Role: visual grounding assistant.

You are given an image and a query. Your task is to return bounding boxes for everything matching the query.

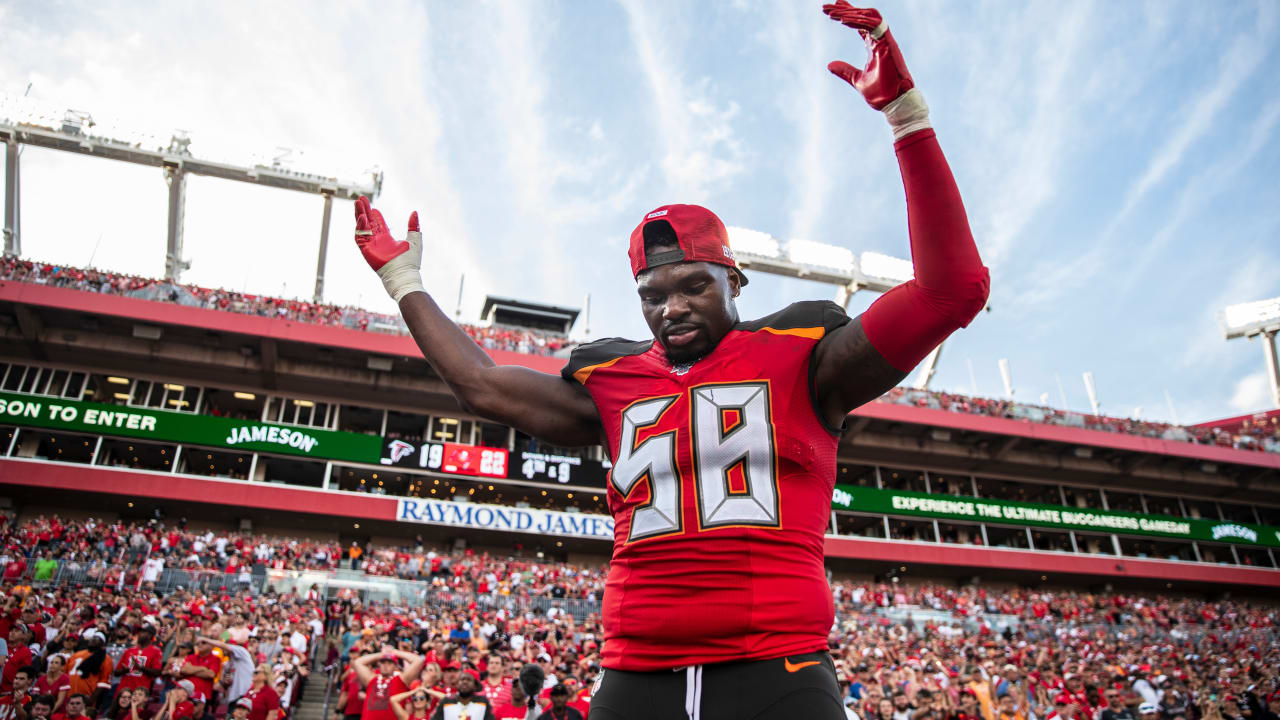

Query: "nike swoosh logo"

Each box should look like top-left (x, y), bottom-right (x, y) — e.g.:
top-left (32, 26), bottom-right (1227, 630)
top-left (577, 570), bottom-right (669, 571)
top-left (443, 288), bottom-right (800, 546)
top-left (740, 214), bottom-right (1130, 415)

top-left (784, 658), bottom-right (822, 673)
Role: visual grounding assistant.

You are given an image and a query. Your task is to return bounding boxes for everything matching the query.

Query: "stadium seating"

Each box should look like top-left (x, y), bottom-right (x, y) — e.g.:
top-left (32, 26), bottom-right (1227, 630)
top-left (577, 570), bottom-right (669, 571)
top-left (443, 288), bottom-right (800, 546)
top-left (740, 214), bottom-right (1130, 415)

top-left (0, 258), bottom-right (573, 357)
top-left (0, 514), bottom-right (1275, 720)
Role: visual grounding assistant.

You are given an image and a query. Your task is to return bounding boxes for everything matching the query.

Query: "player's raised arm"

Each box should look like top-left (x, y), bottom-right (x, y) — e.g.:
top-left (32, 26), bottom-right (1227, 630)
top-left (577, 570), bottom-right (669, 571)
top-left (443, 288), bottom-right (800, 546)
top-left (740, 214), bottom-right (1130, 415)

top-left (353, 197), bottom-right (601, 446)
top-left (811, 2), bottom-right (990, 428)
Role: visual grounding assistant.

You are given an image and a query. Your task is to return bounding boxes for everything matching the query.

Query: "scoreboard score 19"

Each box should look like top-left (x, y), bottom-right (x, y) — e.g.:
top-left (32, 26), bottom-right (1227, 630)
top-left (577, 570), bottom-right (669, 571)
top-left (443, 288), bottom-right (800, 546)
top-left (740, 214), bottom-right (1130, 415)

top-left (380, 438), bottom-right (508, 479)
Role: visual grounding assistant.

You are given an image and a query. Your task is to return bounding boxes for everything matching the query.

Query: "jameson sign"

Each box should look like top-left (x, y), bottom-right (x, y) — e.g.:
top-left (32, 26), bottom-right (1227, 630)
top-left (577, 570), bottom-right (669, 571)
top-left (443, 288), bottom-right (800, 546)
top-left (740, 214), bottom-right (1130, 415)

top-left (831, 484), bottom-right (1280, 548)
top-left (395, 498), bottom-right (614, 540)
top-left (0, 391), bottom-right (381, 463)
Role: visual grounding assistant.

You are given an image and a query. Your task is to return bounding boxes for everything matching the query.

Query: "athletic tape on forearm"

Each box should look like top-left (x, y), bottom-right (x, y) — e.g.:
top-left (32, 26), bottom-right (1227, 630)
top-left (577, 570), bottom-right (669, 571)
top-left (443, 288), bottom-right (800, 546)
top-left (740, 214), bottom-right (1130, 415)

top-left (883, 88), bottom-right (931, 141)
top-left (377, 230), bottom-right (425, 304)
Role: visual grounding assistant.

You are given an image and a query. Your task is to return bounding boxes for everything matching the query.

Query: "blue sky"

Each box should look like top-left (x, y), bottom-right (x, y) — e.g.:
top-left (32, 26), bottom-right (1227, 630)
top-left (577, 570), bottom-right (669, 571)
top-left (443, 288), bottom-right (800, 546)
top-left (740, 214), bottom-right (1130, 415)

top-left (1, 0), bottom-right (1278, 424)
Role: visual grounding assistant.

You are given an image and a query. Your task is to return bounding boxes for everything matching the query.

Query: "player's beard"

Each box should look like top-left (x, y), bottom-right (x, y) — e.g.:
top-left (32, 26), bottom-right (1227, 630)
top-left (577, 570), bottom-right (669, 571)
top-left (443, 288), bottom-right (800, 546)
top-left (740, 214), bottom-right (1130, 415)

top-left (663, 341), bottom-right (708, 366)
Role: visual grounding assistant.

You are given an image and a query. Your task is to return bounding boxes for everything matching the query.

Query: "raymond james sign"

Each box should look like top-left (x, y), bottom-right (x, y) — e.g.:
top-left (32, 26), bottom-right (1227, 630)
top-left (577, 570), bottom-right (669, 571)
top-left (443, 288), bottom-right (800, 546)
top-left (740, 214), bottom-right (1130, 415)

top-left (0, 391), bottom-right (381, 463)
top-left (395, 498), bottom-right (614, 540)
top-left (831, 484), bottom-right (1280, 548)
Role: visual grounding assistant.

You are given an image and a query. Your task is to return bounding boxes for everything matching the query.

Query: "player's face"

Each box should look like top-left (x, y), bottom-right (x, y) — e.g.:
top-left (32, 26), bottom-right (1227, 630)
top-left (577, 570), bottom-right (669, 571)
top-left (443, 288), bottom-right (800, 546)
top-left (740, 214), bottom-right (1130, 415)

top-left (637, 255), bottom-right (740, 364)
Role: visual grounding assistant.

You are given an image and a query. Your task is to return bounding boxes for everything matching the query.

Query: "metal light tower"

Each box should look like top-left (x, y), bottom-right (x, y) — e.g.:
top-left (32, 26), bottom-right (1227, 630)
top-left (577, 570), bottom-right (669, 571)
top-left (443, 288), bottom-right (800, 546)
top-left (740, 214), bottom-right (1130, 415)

top-left (0, 94), bottom-right (381, 301)
top-left (1221, 296), bottom-right (1280, 408)
top-left (727, 227), bottom-right (947, 388)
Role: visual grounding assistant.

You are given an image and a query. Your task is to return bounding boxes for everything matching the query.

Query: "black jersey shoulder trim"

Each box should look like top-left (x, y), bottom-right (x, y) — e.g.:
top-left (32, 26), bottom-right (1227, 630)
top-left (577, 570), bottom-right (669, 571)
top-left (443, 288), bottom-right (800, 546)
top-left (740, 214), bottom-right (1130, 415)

top-left (736, 300), bottom-right (851, 336)
top-left (561, 337), bottom-right (654, 384)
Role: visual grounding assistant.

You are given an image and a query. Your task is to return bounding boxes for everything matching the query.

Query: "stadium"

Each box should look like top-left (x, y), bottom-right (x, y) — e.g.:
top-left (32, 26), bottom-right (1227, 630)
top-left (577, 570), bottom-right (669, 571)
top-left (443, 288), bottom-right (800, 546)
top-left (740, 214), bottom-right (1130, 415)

top-left (2, 4), bottom-right (1279, 720)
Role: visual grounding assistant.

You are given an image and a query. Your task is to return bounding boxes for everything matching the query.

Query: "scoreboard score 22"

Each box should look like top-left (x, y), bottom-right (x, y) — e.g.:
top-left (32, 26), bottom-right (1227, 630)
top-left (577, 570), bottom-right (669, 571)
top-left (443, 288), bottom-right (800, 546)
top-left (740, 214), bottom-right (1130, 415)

top-left (380, 438), bottom-right (508, 478)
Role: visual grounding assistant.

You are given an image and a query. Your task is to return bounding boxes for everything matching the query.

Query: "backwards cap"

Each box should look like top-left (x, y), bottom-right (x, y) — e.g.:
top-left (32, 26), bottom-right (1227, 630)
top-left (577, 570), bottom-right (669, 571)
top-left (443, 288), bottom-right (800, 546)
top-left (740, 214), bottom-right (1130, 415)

top-left (628, 205), bottom-right (747, 285)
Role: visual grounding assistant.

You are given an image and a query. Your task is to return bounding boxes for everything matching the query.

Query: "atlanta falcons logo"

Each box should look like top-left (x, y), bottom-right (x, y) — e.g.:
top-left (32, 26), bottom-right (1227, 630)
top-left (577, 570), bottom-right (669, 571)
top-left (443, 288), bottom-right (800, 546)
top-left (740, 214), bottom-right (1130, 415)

top-left (385, 439), bottom-right (415, 464)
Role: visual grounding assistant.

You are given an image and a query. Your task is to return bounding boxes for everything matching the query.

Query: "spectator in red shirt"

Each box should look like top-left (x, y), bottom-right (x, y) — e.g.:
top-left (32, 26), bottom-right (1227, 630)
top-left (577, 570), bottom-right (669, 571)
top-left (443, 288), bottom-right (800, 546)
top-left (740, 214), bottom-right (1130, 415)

top-left (35, 655), bottom-right (70, 713)
top-left (115, 626), bottom-right (162, 697)
top-left (478, 654), bottom-right (510, 709)
top-left (491, 678), bottom-right (529, 720)
top-left (335, 660), bottom-right (367, 720)
top-left (0, 665), bottom-right (33, 720)
top-left (353, 648), bottom-right (423, 720)
top-left (1, 622), bottom-right (32, 692)
top-left (179, 640), bottom-right (220, 705)
top-left (157, 683), bottom-right (195, 720)
top-left (242, 665), bottom-right (281, 720)
top-left (2, 558), bottom-right (26, 584)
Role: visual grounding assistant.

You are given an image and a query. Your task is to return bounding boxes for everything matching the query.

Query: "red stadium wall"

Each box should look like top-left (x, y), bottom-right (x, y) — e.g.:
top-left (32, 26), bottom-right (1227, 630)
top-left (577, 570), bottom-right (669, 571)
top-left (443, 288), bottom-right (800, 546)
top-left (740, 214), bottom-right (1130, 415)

top-left (853, 401), bottom-right (1280, 468)
top-left (0, 281), bottom-right (565, 374)
top-left (0, 458), bottom-right (395, 519)
top-left (3, 459), bottom-right (1277, 589)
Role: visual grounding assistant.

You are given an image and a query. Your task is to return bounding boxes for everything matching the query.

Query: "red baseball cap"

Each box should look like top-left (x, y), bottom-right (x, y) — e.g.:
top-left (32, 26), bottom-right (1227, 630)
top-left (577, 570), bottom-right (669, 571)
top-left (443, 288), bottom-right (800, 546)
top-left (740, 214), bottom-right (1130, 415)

top-left (628, 204), bottom-right (748, 285)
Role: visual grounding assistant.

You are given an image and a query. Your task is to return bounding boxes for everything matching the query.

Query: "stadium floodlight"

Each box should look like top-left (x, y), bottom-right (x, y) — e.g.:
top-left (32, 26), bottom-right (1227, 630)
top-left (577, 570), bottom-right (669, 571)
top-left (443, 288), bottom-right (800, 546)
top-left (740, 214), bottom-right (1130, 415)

top-left (730, 229), bottom-right (912, 294)
top-left (786, 238), bottom-right (856, 273)
top-left (0, 92), bottom-right (380, 301)
top-left (726, 226), bottom-right (780, 259)
top-left (859, 251), bottom-right (914, 285)
top-left (724, 225), bottom-right (960, 388)
top-left (1221, 296), bottom-right (1280, 408)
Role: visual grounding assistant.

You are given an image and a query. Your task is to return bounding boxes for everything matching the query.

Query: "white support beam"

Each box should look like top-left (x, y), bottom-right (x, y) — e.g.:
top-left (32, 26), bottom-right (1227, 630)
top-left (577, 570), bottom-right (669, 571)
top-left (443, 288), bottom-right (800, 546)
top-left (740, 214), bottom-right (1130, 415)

top-left (3, 135), bottom-right (18, 256)
top-left (911, 342), bottom-right (944, 390)
top-left (0, 122), bottom-right (379, 199)
top-left (314, 191), bottom-right (335, 302)
top-left (1263, 330), bottom-right (1280, 409)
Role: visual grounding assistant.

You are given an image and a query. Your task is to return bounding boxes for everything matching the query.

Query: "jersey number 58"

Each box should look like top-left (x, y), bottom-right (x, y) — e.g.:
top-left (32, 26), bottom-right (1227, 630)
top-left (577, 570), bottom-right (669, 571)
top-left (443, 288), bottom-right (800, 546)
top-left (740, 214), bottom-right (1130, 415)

top-left (612, 382), bottom-right (779, 542)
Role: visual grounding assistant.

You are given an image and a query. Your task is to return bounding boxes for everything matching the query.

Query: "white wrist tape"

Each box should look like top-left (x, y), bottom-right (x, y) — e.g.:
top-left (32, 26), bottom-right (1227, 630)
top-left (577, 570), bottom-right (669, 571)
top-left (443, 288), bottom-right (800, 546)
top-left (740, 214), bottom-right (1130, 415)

top-left (882, 88), bottom-right (931, 141)
top-left (377, 230), bottom-right (425, 304)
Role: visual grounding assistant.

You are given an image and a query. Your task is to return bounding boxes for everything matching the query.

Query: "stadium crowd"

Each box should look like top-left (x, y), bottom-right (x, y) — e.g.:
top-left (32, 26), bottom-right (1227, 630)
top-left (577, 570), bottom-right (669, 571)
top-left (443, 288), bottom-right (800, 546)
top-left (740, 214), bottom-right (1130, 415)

top-left (0, 514), bottom-right (1275, 720)
top-left (0, 258), bottom-right (572, 358)
top-left (3, 257), bottom-right (1275, 458)
top-left (880, 389), bottom-right (1280, 455)
top-left (0, 516), bottom-right (605, 598)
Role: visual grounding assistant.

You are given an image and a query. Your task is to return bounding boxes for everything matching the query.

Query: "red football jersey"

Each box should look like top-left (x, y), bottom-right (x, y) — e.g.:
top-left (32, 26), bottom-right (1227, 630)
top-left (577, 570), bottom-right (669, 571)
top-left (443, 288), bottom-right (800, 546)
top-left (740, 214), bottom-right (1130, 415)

top-left (562, 301), bottom-right (849, 670)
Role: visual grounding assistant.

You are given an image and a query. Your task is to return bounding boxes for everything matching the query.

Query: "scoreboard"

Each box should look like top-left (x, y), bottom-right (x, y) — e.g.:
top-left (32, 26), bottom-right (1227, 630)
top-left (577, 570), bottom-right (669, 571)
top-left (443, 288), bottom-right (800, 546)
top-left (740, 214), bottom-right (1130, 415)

top-left (380, 439), bottom-right (609, 488)
top-left (380, 439), bottom-right (508, 478)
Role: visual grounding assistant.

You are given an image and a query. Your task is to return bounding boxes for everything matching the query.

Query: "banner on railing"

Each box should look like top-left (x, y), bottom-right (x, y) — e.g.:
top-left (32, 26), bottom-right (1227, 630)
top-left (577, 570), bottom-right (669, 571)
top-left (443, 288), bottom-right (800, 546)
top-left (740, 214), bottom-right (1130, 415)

top-left (831, 484), bottom-right (1280, 548)
top-left (0, 391), bottom-right (381, 462)
top-left (394, 498), bottom-right (614, 540)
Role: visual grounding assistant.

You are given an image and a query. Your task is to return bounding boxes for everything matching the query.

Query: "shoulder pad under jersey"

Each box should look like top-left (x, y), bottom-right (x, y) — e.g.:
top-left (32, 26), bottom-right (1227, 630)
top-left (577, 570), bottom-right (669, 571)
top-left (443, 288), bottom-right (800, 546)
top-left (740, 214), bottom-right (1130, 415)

top-left (561, 337), bottom-right (654, 384)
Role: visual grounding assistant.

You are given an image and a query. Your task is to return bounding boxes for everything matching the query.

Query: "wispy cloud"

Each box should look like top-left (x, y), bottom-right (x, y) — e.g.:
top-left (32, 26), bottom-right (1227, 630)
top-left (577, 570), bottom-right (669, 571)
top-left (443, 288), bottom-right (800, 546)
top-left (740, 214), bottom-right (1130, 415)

top-left (1100, 1), bottom-right (1276, 236)
top-left (0, 1), bottom-right (487, 315)
top-left (617, 0), bottom-right (745, 201)
top-left (756, 3), bottom-right (836, 242)
top-left (937, 1), bottom-right (1098, 272)
top-left (1229, 371), bottom-right (1272, 413)
top-left (1121, 98), bottom-right (1280, 290)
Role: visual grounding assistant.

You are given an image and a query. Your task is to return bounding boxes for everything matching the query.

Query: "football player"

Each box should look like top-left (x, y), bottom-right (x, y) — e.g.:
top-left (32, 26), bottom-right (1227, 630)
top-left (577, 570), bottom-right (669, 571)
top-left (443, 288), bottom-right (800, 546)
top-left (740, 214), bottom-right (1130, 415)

top-left (354, 4), bottom-right (987, 718)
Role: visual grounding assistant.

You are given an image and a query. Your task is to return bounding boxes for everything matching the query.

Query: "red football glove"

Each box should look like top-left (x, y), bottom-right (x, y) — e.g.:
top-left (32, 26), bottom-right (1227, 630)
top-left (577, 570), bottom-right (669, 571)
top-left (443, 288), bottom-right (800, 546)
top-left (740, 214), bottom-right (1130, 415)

top-left (822, 2), bottom-right (914, 110)
top-left (354, 196), bottom-right (424, 303)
